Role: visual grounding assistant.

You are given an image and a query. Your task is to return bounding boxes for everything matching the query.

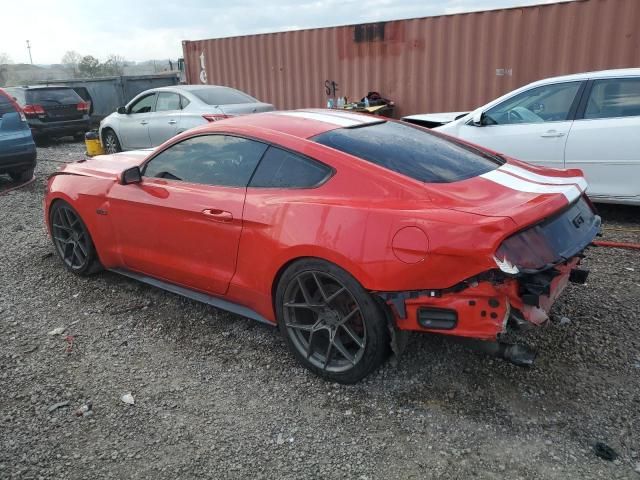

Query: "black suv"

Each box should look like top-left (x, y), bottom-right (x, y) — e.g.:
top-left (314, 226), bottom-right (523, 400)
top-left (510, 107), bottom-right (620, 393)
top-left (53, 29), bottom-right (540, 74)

top-left (4, 86), bottom-right (91, 140)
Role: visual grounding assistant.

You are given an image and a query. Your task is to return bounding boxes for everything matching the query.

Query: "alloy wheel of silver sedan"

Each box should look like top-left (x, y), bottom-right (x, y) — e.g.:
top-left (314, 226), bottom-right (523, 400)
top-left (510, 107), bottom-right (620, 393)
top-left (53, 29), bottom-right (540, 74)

top-left (103, 130), bottom-right (121, 154)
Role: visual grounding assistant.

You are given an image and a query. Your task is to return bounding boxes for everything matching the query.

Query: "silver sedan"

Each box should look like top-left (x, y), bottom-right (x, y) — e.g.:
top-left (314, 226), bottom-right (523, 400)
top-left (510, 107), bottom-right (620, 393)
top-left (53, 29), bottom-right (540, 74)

top-left (99, 85), bottom-right (274, 153)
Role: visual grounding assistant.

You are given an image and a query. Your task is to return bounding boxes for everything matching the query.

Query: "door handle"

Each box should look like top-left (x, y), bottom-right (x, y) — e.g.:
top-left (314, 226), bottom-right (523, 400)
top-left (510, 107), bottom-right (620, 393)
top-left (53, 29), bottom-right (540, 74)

top-left (140, 120), bottom-right (149, 125)
top-left (202, 209), bottom-right (233, 222)
top-left (540, 130), bottom-right (565, 138)
top-left (168, 120), bottom-right (177, 125)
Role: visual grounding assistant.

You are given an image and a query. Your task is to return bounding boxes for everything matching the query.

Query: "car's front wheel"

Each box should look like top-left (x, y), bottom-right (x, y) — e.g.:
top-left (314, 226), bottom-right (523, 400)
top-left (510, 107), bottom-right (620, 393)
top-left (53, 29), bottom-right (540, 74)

top-left (276, 259), bottom-right (389, 383)
top-left (49, 200), bottom-right (102, 275)
top-left (103, 129), bottom-right (121, 154)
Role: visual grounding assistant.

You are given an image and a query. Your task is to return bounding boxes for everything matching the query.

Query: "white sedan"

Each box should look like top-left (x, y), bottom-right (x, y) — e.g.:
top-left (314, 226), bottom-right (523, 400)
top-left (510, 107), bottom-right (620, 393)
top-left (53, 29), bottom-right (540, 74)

top-left (431, 68), bottom-right (640, 206)
top-left (99, 85), bottom-right (274, 153)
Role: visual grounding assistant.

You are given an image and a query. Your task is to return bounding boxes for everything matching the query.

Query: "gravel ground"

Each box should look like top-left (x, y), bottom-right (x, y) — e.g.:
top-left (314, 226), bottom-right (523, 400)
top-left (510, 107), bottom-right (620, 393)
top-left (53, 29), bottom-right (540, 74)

top-left (1, 140), bottom-right (639, 479)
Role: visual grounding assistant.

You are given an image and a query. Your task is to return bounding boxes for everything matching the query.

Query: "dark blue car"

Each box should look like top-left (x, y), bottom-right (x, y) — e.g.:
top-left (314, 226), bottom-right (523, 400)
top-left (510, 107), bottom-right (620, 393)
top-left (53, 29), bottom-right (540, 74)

top-left (0, 88), bottom-right (37, 182)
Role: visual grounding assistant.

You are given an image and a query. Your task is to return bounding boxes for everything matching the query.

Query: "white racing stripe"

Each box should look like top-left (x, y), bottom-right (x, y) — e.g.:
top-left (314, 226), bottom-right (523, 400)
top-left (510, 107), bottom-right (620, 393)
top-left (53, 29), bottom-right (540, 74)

top-left (308, 109), bottom-right (372, 124)
top-left (274, 110), bottom-right (381, 127)
top-left (501, 163), bottom-right (588, 191)
top-left (481, 169), bottom-right (581, 203)
top-left (273, 111), bottom-right (362, 127)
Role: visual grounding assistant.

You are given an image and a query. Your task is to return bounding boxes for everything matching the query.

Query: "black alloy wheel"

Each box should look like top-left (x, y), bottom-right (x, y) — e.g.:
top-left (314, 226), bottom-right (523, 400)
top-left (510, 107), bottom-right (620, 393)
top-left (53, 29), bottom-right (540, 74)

top-left (277, 259), bottom-right (389, 383)
top-left (50, 201), bottom-right (101, 275)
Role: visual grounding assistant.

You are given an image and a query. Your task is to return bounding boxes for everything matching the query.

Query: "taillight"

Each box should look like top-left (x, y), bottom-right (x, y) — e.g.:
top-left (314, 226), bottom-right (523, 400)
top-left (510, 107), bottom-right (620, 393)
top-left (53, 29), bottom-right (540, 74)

top-left (495, 227), bottom-right (558, 273)
top-left (202, 113), bottom-right (232, 122)
top-left (23, 104), bottom-right (45, 117)
top-left (77, 101), bottom-right (89, 112)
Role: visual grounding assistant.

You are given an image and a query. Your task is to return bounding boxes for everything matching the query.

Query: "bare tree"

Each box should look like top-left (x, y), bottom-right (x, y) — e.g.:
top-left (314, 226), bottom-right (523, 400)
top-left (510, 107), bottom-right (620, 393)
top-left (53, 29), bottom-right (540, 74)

top-left (102, 54), bottom-right (127, 76)
top-left (61, 50), bottom-right (82, 76)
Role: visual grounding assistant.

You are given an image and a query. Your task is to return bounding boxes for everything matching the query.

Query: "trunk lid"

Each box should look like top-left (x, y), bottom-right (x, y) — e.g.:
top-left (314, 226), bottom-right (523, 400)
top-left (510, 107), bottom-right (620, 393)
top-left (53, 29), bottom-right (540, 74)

top-left (218, 102), bottom-right (275, 115)
top-left (430, 160), bottom-right (590, 227)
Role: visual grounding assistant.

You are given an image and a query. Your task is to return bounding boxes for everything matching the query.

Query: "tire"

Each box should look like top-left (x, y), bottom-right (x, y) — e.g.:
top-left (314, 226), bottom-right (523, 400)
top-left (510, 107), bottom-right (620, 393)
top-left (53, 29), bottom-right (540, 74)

top-left (49, 200), bottom-right (102, 276)
top-left (276, 258), bottom-right (389, 383)
top-left (9, 167), bottom-right (34, 183)
top-left (103, 129), bottom-right (121, 154)
top-left (34, 136), bottom-right (50, 147)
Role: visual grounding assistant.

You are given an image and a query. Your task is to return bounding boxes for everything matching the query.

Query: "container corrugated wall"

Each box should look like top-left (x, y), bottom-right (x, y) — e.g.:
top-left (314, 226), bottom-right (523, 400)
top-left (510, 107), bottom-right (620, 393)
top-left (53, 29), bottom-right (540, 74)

top-left (182, 0), bottom-right (640, 118)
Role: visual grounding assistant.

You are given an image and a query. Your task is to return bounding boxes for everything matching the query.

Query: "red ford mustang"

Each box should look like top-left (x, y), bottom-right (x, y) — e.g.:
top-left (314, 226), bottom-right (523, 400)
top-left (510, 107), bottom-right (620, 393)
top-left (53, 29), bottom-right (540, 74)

top-left (45, 110), bottom-right (600, 383)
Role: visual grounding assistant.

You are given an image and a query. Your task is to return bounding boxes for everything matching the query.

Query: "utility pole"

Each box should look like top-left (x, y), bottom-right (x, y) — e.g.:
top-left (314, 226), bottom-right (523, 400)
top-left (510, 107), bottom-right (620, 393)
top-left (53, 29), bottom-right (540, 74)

top-left (26, 40), bottom-right (33, 64)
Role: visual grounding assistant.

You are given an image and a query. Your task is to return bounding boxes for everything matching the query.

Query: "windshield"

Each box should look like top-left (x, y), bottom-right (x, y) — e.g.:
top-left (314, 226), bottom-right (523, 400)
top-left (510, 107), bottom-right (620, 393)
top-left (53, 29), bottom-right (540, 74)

top-left (313, 121), bottom-right (503, 183)
top-left (26, 88), bottom-right (82, 105)
top-left (191, 87), bottom-right (257, 105)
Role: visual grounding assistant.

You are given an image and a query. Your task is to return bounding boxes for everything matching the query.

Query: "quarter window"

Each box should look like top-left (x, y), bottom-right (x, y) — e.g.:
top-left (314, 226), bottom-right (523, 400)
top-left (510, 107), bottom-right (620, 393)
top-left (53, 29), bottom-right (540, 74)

top-left (249, 147), bottom-right (332, 188)
top-left (584, 78), bottom-right (640, 119)
top-left (483, 82), bottom-right (581, 125)
top-left (142, 135), bottom-right (268, 187)
top-left (129, 94), bottom-right (156, 114)
top-left (155, 92), bottom-right (181, 112)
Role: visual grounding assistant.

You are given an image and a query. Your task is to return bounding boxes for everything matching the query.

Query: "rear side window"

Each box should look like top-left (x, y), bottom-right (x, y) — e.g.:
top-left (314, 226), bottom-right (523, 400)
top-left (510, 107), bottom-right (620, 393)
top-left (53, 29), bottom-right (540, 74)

top-left (313, 121), bottom-right (502, 183)
top-left (26, 88), bottom-right (81, 105)
top-left (250, 147), bottom-right (332, 188)
top-left (155, 92), bottom-right (181, 112)
top-left (584, 78), bottom-right (640, 119)
top-left (191, 87), bottom-right (257, 105)
top-left (0, 93), bottom-right (18, 118)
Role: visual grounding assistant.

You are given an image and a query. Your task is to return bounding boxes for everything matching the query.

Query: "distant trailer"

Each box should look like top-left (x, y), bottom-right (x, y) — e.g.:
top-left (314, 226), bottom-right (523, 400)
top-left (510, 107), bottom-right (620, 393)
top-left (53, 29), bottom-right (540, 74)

top-left (36, 74), bottom-right (179, 123)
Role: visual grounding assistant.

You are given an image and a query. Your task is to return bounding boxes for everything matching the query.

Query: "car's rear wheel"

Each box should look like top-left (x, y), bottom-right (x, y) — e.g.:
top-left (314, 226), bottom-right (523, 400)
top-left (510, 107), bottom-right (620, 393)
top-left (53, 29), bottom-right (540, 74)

top-left (9, 167), bottom-right (34, 183)
top-left (276, 259), bottom-right (389, 383)
top-left (103, 129), bottom-right (121, 154)
top-left (50, 201), bottom-right (102, 275)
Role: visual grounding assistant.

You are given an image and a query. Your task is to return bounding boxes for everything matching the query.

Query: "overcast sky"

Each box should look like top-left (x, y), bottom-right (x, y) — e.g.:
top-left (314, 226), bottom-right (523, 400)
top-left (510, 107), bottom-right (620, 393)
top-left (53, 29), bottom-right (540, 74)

top-left (1, 0), bottom-right (568, 64)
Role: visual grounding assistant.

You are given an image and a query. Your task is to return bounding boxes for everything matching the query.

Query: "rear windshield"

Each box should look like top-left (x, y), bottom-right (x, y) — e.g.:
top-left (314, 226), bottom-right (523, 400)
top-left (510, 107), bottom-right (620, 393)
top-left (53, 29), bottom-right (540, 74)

top-left (26, 88), bottom-right (82, 105)
top-left (191, 87), bottom-right (257, 105)
top-left (313, 121), bottom-right (503, 183)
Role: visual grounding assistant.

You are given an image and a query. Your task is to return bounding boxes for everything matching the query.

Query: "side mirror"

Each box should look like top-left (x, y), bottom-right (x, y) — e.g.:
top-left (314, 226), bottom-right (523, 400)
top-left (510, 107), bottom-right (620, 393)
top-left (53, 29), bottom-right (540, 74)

top-left (117, 106), bottom-right (127, 115)
top-left (121, 166), bottom-right (142, 185)
top-left (472, 111), bottom-right (484, 126)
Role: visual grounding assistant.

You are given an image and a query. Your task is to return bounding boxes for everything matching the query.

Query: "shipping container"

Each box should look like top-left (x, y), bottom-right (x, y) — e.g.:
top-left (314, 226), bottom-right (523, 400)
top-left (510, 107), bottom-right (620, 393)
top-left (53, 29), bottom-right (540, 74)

top-left (182, 0), bottom-right (640, 118)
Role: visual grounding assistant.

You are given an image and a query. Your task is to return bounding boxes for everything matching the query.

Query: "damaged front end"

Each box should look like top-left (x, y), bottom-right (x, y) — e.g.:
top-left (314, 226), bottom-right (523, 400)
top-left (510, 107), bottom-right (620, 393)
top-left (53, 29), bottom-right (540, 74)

top-left (378, 195), bottom-right (601, 365)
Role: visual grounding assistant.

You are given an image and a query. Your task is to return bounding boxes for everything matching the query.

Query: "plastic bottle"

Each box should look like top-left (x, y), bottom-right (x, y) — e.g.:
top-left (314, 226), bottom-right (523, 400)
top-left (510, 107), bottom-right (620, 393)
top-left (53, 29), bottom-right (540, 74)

top-left (364, 96), bottom-right (370, 108)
